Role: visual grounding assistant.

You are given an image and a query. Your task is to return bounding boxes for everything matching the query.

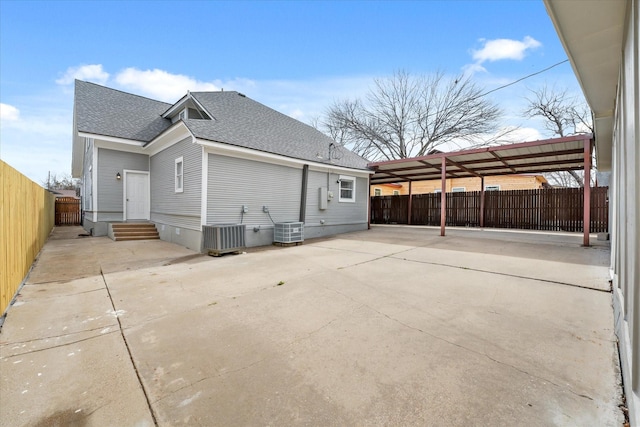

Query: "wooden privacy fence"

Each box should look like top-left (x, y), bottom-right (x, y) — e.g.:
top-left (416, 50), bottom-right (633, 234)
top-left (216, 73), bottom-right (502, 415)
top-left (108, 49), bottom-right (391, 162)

top-left (1, 161), bottom-right (55, 315)
top-left (55, 197), bottom-right (81, 225)
top-left (371, 187), bottom-right (609, 233)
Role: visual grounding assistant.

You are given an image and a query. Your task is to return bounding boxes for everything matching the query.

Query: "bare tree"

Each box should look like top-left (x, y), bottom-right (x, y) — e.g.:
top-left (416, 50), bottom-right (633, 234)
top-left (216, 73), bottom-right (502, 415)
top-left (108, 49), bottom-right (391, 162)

top-left (42, 172), bottom-right (80, 194)
top-left (318, 70), bottom-right (502, 161)
top-left (523, 85), bottom-right (594, 187)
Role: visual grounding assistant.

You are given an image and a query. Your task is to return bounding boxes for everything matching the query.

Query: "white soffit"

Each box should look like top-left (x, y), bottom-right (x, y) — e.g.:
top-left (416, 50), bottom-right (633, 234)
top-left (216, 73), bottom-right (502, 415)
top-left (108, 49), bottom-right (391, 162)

top-left (543, 0), bottom-right (627, 170)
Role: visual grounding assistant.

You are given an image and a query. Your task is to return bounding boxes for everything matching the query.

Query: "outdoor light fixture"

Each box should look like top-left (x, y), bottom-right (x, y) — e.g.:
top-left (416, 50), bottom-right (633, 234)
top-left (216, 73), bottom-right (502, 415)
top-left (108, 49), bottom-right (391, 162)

top-left (116, 172), bottom-right (121, 180)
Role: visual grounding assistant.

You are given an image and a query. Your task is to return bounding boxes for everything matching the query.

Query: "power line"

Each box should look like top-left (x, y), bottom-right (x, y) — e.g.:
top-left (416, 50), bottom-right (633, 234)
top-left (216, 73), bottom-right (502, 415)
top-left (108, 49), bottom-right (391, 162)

top-left (474, 59), bottom-right (570, 100)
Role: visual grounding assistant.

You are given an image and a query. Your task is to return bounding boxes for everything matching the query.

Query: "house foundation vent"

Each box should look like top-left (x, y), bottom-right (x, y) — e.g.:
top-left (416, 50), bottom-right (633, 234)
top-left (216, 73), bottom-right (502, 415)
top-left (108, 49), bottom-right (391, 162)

top-left (274, 222), bottom-right (304, 244)
top-left (203, 224), bottom-right (246, 256)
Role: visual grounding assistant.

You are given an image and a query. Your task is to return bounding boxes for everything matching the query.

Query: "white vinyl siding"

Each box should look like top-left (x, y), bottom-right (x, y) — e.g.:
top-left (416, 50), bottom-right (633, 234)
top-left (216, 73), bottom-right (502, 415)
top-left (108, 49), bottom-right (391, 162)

top-left (206, 154), bottom-right (301, 226)
top-left (82, 138), bottom-right (94, 211)
top-left (96, 148), bottom-right (149, 222)
top-left (150, 138), bottom-right (202, 231)
top-left (305, 170), bottom-right (368, 225)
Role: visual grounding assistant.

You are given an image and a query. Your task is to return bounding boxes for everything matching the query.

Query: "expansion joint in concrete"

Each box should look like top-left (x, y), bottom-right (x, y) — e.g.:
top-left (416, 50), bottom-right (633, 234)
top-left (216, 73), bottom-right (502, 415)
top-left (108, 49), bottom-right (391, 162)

top-left (100, 268), bottom-right (159, 427)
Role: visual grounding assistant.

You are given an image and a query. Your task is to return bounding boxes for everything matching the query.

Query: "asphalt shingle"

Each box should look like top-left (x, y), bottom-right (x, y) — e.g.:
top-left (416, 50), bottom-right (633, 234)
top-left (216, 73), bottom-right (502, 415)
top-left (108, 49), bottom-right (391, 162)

top-left (74, 81), bottom-right (369, 170)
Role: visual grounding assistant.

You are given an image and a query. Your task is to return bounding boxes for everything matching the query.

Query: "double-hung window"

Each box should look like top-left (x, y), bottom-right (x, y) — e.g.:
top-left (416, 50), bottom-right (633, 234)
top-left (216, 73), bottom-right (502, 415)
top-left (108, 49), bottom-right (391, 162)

top-left (339, 175), bottom-right (356, 202)
top-left (175, 157), bottom-right (184, 193)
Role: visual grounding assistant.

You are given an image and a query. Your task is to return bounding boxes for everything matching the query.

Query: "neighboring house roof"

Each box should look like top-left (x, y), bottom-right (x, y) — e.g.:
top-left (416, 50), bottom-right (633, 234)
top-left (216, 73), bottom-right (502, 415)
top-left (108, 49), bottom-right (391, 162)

top-left (49, 189), bottom-right (79, 198)
top-left (74, 80), bottom-right (369, 171)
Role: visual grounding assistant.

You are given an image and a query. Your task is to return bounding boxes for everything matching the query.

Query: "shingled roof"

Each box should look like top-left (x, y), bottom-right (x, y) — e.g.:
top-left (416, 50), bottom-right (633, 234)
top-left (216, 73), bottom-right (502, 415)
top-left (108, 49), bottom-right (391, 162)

top-left (75, 80), bottom-right (172, 142)
top-left (74, 80), bottom-right (369, 170)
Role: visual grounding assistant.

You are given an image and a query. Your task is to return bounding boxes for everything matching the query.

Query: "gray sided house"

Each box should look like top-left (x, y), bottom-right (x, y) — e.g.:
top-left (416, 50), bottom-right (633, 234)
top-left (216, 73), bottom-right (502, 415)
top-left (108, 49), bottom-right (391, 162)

top-left (71, 80), bottom-right (372, 251)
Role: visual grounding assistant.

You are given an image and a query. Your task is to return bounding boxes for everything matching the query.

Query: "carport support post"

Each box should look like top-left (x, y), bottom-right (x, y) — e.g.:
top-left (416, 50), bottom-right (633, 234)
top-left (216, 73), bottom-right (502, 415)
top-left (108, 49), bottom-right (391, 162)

top-left (583, 138), bottom-right (591, 246)
top-left (440, 157), bottom-right (446, 236)
top-left (480, 176), bottom-right (485, 228)
top-left (407, 181), bottom-right (413, 225)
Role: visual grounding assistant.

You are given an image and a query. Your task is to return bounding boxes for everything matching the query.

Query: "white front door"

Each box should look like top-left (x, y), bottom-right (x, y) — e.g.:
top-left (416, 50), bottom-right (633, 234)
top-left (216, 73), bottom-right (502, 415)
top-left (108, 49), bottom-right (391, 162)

top-left (125, 172), bottom-right (149, 220)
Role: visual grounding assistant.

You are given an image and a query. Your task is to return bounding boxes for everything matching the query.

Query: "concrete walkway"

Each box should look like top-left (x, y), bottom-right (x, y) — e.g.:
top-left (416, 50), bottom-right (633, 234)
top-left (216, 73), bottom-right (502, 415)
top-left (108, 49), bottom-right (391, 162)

top-left (0, 225), bottom-right (623, 426)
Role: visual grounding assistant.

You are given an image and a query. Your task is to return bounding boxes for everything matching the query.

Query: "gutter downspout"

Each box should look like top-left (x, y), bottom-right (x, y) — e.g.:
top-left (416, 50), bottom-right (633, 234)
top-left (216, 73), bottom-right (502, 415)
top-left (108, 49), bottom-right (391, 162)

top-left (299, 164), bottom-right (309, 223)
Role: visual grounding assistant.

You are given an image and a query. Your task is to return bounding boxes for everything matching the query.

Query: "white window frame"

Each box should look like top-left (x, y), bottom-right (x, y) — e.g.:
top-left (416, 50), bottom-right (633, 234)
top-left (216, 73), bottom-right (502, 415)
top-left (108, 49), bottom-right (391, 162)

top-left (175, 156), bottom-right (184, 193)
top-left (452, 187), bottom-right (466, 193)
top-left (374, 188), bottom-right (382, 196)
top-left (338, 175), bottom-right (356, 203)
top-left (485, 185), bottom-right (500, 191)
top-left (393, 190), bottom-right (400, 195)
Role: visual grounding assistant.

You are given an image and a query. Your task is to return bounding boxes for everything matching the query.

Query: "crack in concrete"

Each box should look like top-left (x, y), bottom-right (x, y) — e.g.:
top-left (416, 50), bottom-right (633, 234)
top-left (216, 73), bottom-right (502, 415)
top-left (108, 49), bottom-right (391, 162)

top-left (100, 268), bottom-right (159, 427)
top-left (393, 256), bottom-right (611, 293)
top-left (150, 312), bottom-right (345, 406)
top-left (318, 242), bottom-right (609, 294)
top-left (0, 329), bottom-right (120, 359)
top-left (324, 284), bottom-right (596, 403)
top-left (1, 324), bottom-right (119, 347)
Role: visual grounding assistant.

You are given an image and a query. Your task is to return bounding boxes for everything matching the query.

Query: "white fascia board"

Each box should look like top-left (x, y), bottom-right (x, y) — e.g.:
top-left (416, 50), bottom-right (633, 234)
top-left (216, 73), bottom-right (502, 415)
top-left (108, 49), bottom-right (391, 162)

top-left (309, 164), bottom-right (372, 178)
top-left (79, 132), bottom-right (145, 148)
top-left (143, 122), bottom-right (193, 156)
top-left (197, 138), bottom-right (372, 178)
top-left (93, 138), bottom-right (146, 154)
top-left (161, 93), bottom-right (189, 118)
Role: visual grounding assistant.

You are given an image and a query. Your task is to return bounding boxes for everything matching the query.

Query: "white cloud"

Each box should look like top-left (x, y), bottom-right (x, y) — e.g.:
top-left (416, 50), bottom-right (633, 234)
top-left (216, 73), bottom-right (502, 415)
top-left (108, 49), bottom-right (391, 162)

top-left (472, 36), bottom-right (541, 64)
top-left (0, 103), bottom-right (20, 121)
top-left (114, 68), bottom-right (221, 102)
top-left (56, 64), bottom-right (110, 85)
top-left (461, 63), bottom-right (487, 78)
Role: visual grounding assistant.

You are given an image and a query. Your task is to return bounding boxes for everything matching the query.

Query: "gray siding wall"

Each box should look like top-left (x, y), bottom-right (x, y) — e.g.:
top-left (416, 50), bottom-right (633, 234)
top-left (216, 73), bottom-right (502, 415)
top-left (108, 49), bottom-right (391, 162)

top-left (82, 138), bottom-right (93, 212)
top-left (207, 154), bottom-right (302, 227)
top-left (150, 137), bottom-right (202, 231)
top-left (97, 148), bottom-right (149, 222)
top-left (206, 153), bottom-right (368, 247)
top-left (305, 170), bottom-right (368, 227)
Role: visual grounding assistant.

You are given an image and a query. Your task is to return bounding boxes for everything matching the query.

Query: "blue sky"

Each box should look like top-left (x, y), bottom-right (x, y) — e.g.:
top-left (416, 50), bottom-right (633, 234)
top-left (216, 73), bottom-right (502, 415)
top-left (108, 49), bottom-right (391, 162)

top-left (0, 0), bottom-right (583, 184)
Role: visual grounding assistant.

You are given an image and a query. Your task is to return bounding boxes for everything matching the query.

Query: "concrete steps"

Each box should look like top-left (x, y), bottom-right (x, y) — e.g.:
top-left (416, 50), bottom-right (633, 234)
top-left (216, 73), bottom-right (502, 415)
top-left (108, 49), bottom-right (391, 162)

top-left (110, 223), bottom-right (159, 241)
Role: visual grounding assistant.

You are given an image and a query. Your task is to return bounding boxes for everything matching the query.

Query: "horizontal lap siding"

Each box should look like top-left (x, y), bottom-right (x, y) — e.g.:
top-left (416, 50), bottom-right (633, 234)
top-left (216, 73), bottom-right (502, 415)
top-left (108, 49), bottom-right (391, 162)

top-left (150, 138), bottom-right (202, 230)
top-left (305, 170), bottom-right (368, 225)
top-left (82, 139), bottom-right (93, 211)
top-left (207, 154), bottom-right (302, 226)
top-left (97, 148), bottom-right (149, 221)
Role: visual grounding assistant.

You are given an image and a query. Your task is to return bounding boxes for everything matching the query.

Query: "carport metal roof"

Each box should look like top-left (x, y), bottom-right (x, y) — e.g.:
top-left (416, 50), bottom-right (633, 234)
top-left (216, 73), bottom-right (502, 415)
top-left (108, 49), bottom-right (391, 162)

top-left (368, 134), bottom-right (592, 185)
top-left (367, 134), bottom-right (594, 245)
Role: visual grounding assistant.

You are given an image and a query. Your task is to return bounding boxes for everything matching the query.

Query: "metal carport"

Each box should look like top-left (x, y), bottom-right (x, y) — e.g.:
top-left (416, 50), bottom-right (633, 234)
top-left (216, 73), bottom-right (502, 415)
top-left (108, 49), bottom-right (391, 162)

top-left (368, 134), bottom-right (594, 245)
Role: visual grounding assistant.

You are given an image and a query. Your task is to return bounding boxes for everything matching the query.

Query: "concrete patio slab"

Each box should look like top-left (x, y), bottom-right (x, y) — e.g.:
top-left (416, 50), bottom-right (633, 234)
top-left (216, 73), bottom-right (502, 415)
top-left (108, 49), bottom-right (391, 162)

top-left (0, 225), bottom-right (624, 426)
